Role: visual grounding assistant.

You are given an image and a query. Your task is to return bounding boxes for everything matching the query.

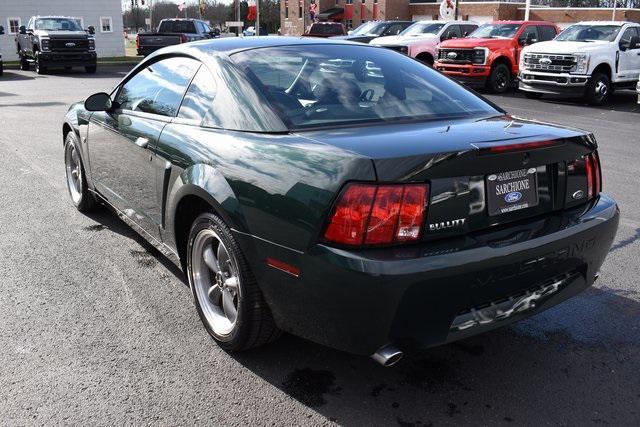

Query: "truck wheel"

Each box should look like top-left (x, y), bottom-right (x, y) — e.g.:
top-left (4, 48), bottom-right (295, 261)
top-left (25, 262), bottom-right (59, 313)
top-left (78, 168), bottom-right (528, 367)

top-left (85, 66), bottom-right (97, 74)
top-left (34, 54), bottom-right (47, 75)
top-left (585, 72), bottom-right (611, 106)
top-left (416, 54), bottom-right (434, 67)
top-left (19, 56), bottom-right (30, 71)
top-left (524, 92), bottom-right (543, 100)
top-left (0, 62), bottom-right (3, 76)
top-left (486, 63), bottom-right (511, 94)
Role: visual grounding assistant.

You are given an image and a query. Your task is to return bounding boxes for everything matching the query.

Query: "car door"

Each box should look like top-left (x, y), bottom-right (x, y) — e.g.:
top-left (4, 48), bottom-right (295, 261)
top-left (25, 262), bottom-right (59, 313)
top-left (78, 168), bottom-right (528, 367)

top-left (87, 56), bottom-right (200, 239)
top-left (515, 25), bottom-right (539, 64)
top-left (17, 18), bottom-right (33, 58)
top-left (618, 26), bottom-right (640, 82)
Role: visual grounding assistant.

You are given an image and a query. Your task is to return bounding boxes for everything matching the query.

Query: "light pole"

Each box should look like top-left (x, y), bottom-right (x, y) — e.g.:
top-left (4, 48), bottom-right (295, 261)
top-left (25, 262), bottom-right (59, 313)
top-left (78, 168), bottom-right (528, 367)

top-left (256, 0), bottom-right (260, 36)
top-left (525, 0), bottom-right (531, 21)
top-left (612, 0), bottom-right (618, 21)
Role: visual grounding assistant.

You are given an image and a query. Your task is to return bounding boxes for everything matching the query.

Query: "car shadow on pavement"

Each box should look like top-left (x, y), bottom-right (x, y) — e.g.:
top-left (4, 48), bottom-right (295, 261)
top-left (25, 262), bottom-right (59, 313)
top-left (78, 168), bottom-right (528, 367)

top-left (82, 208), bottom-right (187, 286)
top-left (230, 284), bottom-right (640, 425)
top-left (0, 70), bottom-right (36, 81)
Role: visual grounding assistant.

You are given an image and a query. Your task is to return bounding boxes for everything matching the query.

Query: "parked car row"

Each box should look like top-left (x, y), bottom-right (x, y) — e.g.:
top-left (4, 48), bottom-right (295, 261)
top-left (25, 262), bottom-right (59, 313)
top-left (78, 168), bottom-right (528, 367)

top-left (324, 19), bottom-right (640, 106)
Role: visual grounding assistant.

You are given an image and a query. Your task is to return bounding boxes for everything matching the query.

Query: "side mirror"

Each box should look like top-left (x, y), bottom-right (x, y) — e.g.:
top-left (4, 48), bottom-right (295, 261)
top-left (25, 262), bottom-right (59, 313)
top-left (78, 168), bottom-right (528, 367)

top-left (87, 26), bottom-right (95, 35)
top-left (629, 35), bottom-right (640, 50)
top-left (0, 26), bottom-right (4, 35)
top-left (19, 25), bottom-right (27, 35)
top-left (85, 92), bottom-right (113, 112)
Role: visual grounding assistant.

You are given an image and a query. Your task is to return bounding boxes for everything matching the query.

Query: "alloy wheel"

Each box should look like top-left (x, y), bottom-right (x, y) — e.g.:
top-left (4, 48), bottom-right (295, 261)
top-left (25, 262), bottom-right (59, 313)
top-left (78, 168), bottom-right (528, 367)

top-left (65, 142), bottom-right (83, 204)
top-left (191, 228), bottom-right (241, 337)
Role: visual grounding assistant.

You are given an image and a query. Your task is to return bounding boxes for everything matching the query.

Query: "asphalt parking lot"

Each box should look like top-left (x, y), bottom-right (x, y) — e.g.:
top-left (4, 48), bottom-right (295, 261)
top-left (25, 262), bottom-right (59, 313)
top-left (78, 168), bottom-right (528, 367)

top-left (0, 65), bottom-right (639, 426)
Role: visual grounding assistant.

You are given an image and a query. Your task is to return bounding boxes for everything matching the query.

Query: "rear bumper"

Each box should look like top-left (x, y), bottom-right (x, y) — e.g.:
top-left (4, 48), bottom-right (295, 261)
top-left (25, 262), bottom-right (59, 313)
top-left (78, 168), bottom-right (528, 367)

top-left (39, 51), bottom-right (96, 68)
top-left (435, 62), bottom-right (490, 86)
top-left (137, 46), bottom-right (168, 56)
top-left (519, 71), bottom-right (590, 95)
top-left (238, 195), bottom-right (619, 356)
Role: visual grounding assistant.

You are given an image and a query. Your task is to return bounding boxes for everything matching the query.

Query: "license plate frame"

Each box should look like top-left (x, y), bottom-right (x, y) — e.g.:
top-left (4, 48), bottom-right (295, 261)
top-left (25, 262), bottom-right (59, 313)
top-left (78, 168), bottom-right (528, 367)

top-left (486, 168), bottom-right (539, 216)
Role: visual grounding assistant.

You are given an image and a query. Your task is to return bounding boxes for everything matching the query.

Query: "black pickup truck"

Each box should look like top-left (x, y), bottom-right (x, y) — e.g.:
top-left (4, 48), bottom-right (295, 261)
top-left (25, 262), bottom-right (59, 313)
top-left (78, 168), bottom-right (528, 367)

top-left (16, 16), bottom-right (97, 74)
top-left (136, 19), bottom-right (219, 56)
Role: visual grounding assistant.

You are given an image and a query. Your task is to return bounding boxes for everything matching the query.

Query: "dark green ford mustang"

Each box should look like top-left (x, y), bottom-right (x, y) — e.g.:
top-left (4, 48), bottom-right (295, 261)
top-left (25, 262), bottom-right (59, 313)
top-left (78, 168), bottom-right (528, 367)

top-left (63, 37), bottom-right (619, 366)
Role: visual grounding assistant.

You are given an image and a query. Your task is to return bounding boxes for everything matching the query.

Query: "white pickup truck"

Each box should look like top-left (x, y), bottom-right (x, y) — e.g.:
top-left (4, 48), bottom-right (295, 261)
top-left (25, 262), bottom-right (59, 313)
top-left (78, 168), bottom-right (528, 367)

top-left (370, 20), bottom-right (478, 66)
top-left (519, 21), bottom-right (640, 105)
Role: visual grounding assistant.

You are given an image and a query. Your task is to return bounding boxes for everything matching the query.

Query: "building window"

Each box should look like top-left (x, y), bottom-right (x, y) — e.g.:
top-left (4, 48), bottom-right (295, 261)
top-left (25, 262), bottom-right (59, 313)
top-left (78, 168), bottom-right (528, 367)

top-left (7, 18), bottom-right (21, 34)
top-left (299, 0), bottom-right (303, 19)
top-left (100, 16), bottom-right (113, 33)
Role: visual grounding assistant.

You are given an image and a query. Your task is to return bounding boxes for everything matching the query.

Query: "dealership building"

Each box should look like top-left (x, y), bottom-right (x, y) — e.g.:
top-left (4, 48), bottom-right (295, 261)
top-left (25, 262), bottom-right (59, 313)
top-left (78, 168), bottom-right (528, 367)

top-left (280, 1), bottom-right (640, 35)
top-left (0, 0), bottom-right (124, 62)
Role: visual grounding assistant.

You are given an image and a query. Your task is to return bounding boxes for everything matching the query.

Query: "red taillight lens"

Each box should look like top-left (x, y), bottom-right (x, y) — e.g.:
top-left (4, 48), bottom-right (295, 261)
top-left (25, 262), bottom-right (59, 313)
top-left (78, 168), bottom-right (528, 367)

top-left (180, 34), bottom-right (188, 43)
top-left (324, 183), bottom-right (429, 247)
top-left (481, 139), bottom-right (558, 154)
top-left (136, 34), bottom-right (140, 49)
top-left (585, 151), bottom-right (601, 199)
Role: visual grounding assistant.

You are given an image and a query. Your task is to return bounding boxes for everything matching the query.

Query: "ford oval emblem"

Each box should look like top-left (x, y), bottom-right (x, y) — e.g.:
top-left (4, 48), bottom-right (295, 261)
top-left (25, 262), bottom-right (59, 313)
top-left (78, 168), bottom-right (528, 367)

top-left (505, 191), bottom-right (523, 203)
top-left (447, 51), bottom-right (458, 59)
top-left (572, 190), bottom-right (585, 200)
top-left (65, 42), bottom-right (76, 48)
top-left (539, 57), bottom-right (552, 65)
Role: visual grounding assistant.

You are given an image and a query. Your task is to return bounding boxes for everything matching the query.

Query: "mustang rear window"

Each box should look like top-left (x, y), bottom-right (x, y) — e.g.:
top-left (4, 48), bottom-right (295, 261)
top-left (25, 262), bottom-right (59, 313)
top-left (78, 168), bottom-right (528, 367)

top-left (231, 45), bottom-right (499, 131)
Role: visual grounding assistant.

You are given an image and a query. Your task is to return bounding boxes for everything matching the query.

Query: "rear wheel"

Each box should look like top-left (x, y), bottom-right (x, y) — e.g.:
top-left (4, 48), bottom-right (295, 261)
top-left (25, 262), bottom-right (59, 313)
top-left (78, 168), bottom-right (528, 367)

top-left (19, 55), bottom-right (30, 71)
top-left (585, 72), bottom-right (611, 106)
top-left (187, 213), bottom-right (280, 351)
top-left (85, 65), bottom-right (97, 74)
top-left (524, 91), bottom-right (543, 100)
top-left (486, 63), bottom-right (511, 93)
top-left (64, 132), bottom-right (97, 212)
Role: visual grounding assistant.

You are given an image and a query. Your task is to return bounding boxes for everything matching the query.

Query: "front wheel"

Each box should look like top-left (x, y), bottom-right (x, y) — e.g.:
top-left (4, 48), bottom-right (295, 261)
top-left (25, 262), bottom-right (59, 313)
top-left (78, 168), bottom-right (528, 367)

top-left (187, 213), bottom-right (280, 351)
top-left (34, 53), bottom-right (46, 75)
top-left (585, 72), bottom-right (611, 106)
top-left (486, 63), bottom-right (511, 93)
top-left (19, 55), bottom-right (30, 71)
top-left (64, 132), bottom-right (97, 212)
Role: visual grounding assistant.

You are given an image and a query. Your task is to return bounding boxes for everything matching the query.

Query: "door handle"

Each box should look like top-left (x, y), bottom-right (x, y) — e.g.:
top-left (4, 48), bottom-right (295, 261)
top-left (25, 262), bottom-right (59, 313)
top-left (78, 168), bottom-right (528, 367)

top-left (135, 137), bottom-right (149, 149)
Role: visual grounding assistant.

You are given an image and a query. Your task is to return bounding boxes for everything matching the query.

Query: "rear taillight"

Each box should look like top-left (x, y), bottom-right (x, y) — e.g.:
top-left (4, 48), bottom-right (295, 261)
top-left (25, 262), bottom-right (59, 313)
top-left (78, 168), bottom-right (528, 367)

top-left (180, 34), bottom-right (188, 43)
top-left (323, 183), bottom-right (429, 247)
top-left (136, 34), bottom-right (140, 49)
top-left (568, 151), bottom-right (601, 201)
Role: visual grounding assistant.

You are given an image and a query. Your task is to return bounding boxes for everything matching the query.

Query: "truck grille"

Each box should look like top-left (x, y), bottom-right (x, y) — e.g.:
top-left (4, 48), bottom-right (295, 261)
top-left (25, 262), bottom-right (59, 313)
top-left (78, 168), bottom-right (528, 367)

top-left (523, 53), bottom-right (577, 73)
top-left (50, 38), bottom-right (89, 52)
top-left (438, 49), bottom-right (473, 63)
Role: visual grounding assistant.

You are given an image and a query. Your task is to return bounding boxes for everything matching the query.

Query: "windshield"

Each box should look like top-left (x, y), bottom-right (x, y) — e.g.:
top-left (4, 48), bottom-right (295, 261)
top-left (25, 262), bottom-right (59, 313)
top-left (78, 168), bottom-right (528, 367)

top-left (310, 24), bottom-right (344, 35)
top-left (158, 20), bottom-right (197, 33)
top-left (351, 22), bottom-right (378, 36)
top-left (556, 25), bottom-right (622, 42)
top-left (35, 18), bottom-right (83, 31)
top-left (400, 23), bottom-right (445, 36)
top-left (469, 24), bottom-right (521, 39)
top-left (231, 45), bottom-right (499, 131)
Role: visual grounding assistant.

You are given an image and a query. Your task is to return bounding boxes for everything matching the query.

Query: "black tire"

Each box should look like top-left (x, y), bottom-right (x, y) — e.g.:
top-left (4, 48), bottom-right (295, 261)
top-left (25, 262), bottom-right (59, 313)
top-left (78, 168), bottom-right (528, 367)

top-left (64, 132), bottom-right (97, 212)
top-left (187, 213), bottom-right (281, 351)
top-left (524, 91), bottom-right (543, 99)
top-left (416, 54), bottom-right (434, 67)
top-left (486, 63), bottom-right (511, 93)
top-left (585, 72), bottom-right (611, 106)
top-left (85, 65), bottom-right (97, 74)
top-left (0, 63), bottom-right (3, 76)
top-left (19, 56), bottom-right (30, 71)
top-left (34, 53), bottom-right (46, 75)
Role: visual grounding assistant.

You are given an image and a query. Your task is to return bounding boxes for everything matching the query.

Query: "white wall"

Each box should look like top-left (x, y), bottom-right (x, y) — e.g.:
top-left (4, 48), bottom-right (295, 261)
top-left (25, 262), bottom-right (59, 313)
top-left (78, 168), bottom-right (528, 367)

top-left (0, 0), bottom-right (124, 62)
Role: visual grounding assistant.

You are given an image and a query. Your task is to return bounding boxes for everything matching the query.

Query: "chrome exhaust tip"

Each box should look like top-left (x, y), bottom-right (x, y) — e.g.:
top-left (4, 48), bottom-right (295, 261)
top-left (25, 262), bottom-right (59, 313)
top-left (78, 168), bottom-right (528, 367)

top-left (371, 344), bottom-right (404, 367)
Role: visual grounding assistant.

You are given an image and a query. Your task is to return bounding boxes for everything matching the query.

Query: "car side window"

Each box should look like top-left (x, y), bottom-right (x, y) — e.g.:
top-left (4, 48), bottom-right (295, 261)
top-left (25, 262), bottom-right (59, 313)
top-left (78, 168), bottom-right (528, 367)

top-left (442, 25), bottom-right (461, 41)
top-left (462, 25), bottom-right (477, 37)
top-left (178, 66), bottom-right (218, 124)
top-left (520, 26), bottom-right (539, 44)
top-left (538, 26), bottom-right (557, 42)
top-left (620, 27), bottom-right (639, 49)
top-left (115, 57), bottom-right (200, 117)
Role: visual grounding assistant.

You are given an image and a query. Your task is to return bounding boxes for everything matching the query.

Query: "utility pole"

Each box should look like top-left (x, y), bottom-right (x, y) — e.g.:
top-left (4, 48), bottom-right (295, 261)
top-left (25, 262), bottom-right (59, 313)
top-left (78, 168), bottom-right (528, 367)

top-left (454, 0), bottom-right (459, 20)
top-left (525, 0), bottom-right (531, 21)
top-left (612, 0), bottom-right (618, 21)
top-left (236, 0), bottom-right (241, 36)
top-left (149, 0), bottom-right (153, 31)
top-left (256, 0), bottom-right (260, 36)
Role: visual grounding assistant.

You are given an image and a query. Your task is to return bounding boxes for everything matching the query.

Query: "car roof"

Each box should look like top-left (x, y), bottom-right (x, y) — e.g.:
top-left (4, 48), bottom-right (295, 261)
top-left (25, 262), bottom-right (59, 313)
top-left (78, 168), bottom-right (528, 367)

top-left (184, 36), bottom-right (363, 55)
top-left (574, 21), bottom-right (637, 26)
top-left (489, 20), bottom-right (555, 25)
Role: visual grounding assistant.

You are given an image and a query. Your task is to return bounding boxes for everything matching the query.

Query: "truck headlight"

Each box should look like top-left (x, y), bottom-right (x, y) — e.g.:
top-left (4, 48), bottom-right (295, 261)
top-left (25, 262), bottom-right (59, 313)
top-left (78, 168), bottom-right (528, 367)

top-left (573, 53), bottom-right (589, 74)
top-left (519, 53), bottom-right (527, 71)
top-left (40, 38), bottom-right (51, 52)
top-left (472, 48), bottom-right (488, 65)
top-left (88, 38), bottom-right (95, 51)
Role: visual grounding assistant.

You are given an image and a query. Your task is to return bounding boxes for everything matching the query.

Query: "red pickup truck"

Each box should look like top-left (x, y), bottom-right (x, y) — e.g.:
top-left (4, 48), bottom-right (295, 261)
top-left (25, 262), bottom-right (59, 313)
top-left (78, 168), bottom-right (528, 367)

top-left (435, 21), bottom-right (560, 93)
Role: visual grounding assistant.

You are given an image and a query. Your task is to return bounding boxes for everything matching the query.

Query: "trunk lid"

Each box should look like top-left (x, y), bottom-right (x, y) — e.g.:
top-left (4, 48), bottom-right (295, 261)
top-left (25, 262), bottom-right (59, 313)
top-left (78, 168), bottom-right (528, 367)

top-left (302, 115), bottom-right (596, 241)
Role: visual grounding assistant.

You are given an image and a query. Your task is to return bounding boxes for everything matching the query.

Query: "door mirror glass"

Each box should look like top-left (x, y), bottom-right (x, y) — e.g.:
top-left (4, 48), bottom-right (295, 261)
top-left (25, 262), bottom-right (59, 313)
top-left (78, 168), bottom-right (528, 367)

top-left (85, 92), bottom-right (113, 112)
top-left (629, 35), bottom-right (640, 50)
top-left (19, 25), bottom-right (27, 35)
top-left (87, 26), bottom-right (95, 35)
